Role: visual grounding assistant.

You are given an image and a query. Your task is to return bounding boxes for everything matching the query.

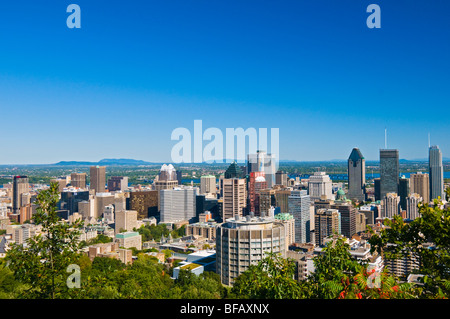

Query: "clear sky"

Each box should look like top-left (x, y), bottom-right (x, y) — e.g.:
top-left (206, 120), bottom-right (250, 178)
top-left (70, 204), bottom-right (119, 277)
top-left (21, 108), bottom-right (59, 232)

top-left (0, 0), bottom-right (449, 164)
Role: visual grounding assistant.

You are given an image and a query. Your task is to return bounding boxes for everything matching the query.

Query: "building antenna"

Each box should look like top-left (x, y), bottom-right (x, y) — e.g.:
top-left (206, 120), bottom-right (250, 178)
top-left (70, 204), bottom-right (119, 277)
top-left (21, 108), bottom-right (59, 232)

top-left (428, 133), bottom-right (431, 148)
top-left (384, 127), bottom-right (387, 149)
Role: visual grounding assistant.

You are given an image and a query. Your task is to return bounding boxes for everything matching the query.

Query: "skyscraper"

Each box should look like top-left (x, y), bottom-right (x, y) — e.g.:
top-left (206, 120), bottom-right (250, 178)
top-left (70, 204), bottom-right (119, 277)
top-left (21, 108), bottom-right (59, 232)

top-left (379, 149), bottom-right (399, 200)
top-left (410, 172), bottom-right (430, 204)
top-left (90, 166), bottom-right (106, 193)
top-left (347, 148), bottom-right (366, 202)
top-left (288, 190), bottom-right (311, 243)
top-left (429, 145), bottom-right (445, 201)
top-left (12, 176), bottom-right (29, 215)
top-left (248, 172), bottom-right (267, 216)
top-left (398, 176), bottom-right (410, 211)
top-left (222, 178), bottom-right (247, 220)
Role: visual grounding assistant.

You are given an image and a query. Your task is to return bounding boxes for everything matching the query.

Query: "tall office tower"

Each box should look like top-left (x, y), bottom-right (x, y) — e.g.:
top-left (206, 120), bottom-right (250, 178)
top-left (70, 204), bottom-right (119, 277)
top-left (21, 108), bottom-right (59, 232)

top-left (248, 172), bottom-right (267, 216)
top-left (410, 172), bottom-right (430, 204)
top-left (107, 176), bottom-right (128, 192)
top-left (12, 176), bottom-right (29, 215)
top-left (176, 170), bottom-right (182, 185)
top-left (70, 173), bottom-right (87, 189)
top-left (288, 190), bottom-right (311, 243)
top-left (379, 149), bottom-right (399, 200)
top-left (224, 161), bottom-right (244, 179)
top-left (406, 193), bottom-right (423, 221)
top-left (275, 170), bottom-right (288, 187)
top-left (274, 188), bottom-right (292, 214)
top-left (216, 215), bottom-right (286, 286)
top-left (247, 150), bottom-right (276, 188)
top-left (128, 190), bottom-right (159, 219)
top-left (374, 178), bottom-right (381, 201)
top-left (356, 212), bottom-right (367, 234)
top-left (398, 176), bottom-right (410, 211)
top-left (429, 145), bottom-right (445, 201)
top-left (115, 210), bottom-right (138, 234)
top-left (383, 193), bottom-right (400, 219)
top-left (307, 172), bottom-right (333, 201)
top-left (315, 208), bottom-right (341, 247)
top-left (347, 148), bottom-right (366, 202)
top-left (222, 178), bottom-right (247, 220)
top-left (259, 189), bottom-right (276, 216)
top-left (200, 175), bottom-right (217, 196)
top-left (330, 200), bottom-right (356, 239)
top-left (160, 187), bottom-right (198, 223)
top-left (158, 164), bottom-right (177, 181)
top-left (90, 166), bottom-right (106, 194)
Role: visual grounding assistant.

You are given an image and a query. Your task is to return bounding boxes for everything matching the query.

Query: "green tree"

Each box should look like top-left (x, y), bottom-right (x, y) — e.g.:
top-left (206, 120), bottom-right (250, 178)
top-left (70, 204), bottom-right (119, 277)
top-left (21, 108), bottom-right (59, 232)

top-left (231, 252), bottom-right (304, 299)
top-left (369, 196), bottom-right (450, 298)
top-left (306, 238), bottom-right (416, 299)
top-left (6, 182), bottom-right (84, 299)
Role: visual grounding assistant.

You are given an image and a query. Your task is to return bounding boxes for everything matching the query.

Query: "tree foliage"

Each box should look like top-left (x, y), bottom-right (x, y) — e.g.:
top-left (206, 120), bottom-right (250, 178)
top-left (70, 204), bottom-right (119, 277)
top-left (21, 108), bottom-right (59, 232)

top-left (369, 195), bottom-right (450, 298)
top-left (5, 182), bottom-right (84, 299)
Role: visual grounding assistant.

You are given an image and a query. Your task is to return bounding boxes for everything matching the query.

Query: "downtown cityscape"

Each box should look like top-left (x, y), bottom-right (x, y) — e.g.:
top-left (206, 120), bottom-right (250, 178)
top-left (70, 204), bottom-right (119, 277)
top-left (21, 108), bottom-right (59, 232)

top-left (0, 0), bottom-right (449, 312)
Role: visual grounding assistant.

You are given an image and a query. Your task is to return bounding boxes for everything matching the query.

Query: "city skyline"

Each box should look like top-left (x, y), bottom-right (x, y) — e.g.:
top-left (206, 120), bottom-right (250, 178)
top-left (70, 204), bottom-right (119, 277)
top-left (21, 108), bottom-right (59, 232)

top-left (0, 0), bottom-right (449, 165)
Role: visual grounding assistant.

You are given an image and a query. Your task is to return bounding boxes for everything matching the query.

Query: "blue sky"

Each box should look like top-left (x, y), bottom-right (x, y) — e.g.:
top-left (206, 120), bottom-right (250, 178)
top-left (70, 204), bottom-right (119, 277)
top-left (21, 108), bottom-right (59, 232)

top-left (0, 0), bottom-right (449, 164)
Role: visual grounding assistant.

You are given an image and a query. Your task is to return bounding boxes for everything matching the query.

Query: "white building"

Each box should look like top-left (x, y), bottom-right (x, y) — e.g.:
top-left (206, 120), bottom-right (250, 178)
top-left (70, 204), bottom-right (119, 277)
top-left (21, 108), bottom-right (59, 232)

top-left (383, 193), bottom-right (400, 219)
top-left (160, 186), bottom-right (198, 223)
top-left (308, 172), bottom-right (333, 201)
top-left (406, 193), bottom-right (423, 220)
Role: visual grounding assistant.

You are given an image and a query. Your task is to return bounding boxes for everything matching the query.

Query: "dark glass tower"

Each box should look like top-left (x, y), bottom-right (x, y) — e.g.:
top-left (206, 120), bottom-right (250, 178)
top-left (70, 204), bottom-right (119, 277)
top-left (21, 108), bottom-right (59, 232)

top-left (347, 148), bottom-right (366, 202)
top-left (379, 149), bottom-right (399, 199)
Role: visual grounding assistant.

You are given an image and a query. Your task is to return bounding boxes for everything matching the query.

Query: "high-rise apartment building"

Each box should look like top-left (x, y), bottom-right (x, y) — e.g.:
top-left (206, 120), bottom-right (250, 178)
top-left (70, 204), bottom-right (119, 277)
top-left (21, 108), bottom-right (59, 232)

top-left (90, 166), bottom-right (106, 193)
top-left (330, 201), bottom-right (356, 239)
top-left (216, 215), bottom-right (286, 286)
top-left (222, 178), bottom-right (247, 220)
top-left (314, 208), bottom-right (340, 247)
top-left (406, 193), bottom-right (423, 220)
top-left (379, 149), bottom-right (399, 199)
top-left (383, 193), bottom-right (400, 219)
top-left (347, 148), bottom-right (366, 202)
top-left (410, 172), bottom-right (430, 204)
top-left (288, 190), bottom-right (311, 243)
top-left (12, 176), bottom-right (29, 215)
top-left (429, 145), bottom-right (445, 201)
top-left (308, 172), bottom-right (333, 201)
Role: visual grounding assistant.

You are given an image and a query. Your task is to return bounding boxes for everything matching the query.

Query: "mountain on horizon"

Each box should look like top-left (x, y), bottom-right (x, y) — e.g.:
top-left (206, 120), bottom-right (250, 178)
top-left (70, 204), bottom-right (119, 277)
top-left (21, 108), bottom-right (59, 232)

top-left (54, 158), bottom-right (157, 166)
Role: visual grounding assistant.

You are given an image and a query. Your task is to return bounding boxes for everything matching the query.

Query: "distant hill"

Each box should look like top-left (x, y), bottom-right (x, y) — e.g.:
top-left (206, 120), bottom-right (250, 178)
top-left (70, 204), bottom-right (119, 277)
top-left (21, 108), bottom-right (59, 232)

top-left (54, 158), bottom-right (156, 166)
